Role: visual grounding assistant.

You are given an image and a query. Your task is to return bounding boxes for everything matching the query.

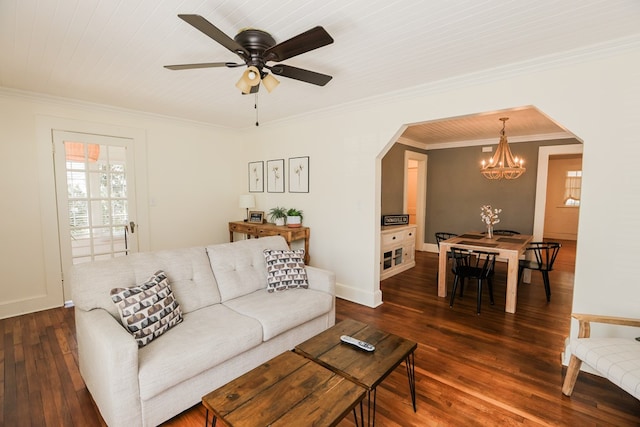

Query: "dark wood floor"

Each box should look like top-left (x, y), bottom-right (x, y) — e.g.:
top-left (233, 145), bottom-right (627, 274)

top-left (2, 240), bottom-right (640, 426)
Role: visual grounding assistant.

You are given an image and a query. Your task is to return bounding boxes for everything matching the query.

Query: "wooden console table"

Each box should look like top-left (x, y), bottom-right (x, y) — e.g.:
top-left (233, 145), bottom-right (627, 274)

top-left (228, 221), bottom-right (311, 264)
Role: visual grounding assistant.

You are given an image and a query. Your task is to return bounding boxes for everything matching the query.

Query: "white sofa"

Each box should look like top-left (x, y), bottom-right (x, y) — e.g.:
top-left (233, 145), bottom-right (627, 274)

top-left (70, 236), bottom-right (336, 427)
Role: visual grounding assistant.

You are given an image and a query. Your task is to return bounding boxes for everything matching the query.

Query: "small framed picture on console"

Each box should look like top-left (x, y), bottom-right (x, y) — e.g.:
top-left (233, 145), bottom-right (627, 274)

top-left (248, 211), bottom-right (264, 223)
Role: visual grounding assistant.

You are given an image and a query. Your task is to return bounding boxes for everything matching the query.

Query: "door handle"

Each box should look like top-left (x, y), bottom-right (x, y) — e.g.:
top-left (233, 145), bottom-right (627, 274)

top-left (129, 221), bottom-right (136, 233)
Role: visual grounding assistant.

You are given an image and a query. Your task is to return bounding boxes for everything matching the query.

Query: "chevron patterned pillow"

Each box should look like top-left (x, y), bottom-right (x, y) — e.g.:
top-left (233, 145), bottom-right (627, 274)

top-left (263, 249), bottom-right (309, 292)
top-left (110, 270), bottom-right (183, 347)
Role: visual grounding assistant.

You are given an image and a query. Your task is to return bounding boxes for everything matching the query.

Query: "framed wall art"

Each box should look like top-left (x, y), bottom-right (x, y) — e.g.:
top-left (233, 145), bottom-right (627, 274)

top-left (289, 156), bottom-right (309, 193)
top-left (266, 159), bottom-right (285, 193)
top-left (248, 161), bottom-right (264, 193)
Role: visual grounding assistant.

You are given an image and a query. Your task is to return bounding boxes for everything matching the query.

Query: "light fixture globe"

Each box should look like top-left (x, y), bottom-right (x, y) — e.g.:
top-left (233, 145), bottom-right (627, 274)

top-left (235, 66), bottom-right (262, 94)
top-left (480, 117), bottom-right (526, 180)
top-left (261, 73), bottom-right (280, 93)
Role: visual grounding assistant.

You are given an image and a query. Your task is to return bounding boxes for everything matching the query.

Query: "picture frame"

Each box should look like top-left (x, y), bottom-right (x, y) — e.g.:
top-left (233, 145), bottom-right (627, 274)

top-left (266, 159), bottom-right (285, 193)
top-left (248, 211), bottom-right (264, 223)
top-left (248, 161), bottom-right (264, 193)
top-left (289, 156), bottom-right (309, 193)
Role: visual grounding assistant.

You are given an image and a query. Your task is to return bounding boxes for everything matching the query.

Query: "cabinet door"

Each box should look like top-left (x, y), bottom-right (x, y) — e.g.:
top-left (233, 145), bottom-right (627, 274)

top-left (382, 250), bottom-right (393, 270)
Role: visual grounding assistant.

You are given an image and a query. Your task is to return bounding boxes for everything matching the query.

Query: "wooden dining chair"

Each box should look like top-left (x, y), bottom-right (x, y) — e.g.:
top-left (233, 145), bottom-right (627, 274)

top-left (449, 247), bottom-right (497, 314)
top-left (518, 241), bottom-right (561, 302)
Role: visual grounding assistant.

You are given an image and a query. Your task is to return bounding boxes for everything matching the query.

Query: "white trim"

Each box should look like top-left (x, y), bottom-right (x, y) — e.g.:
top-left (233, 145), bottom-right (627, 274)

top-left (403, 151), bottom-right (428, 251)
top-left (35, 115), bottom-right (149, 306)
top-left (424, 132), bottom-right (575, 150)
top-left (336, 282), bottom-right (383, 308)
top-left (533, 144), bottom-right (584, 241)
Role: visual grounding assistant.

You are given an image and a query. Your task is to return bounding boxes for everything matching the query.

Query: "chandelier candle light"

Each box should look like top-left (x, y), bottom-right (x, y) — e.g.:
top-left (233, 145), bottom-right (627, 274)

top-left (481, 117), bottom-right (526, 180)
top-left (481, 205), bottom-right (501, 239)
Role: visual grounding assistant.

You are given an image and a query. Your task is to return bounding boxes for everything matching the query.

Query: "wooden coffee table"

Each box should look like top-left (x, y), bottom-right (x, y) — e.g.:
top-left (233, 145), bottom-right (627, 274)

top-left (295, 318), bottom-right (417, 426)
top-left (201, 351), bottom-right (365, 427)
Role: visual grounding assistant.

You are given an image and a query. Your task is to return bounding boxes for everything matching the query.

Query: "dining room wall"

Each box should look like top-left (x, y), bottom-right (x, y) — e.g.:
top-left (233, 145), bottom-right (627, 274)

top-left (381, 138), bottom-right (581, 245)
top-left (543, 156), bottom-right (582, 240)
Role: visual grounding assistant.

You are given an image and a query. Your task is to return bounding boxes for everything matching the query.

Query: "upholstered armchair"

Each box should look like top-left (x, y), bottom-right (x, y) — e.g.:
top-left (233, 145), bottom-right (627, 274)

top-left (562, 313), bottom-right (640, 400)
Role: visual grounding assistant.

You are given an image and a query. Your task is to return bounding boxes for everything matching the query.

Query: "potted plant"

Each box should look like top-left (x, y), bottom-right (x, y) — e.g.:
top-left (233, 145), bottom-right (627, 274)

top-left (286, 208), bottom-right (303, 228)
top-left (268, 206), bottom-right (287, 226)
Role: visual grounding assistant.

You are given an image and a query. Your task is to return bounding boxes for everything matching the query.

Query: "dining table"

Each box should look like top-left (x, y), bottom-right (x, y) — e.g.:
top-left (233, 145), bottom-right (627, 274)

top-left (437, 232), bottom-right (533, 314)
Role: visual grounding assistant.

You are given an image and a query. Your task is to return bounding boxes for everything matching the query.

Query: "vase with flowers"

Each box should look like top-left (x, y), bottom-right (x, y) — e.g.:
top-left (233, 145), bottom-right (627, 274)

top-left (480, 205), bottom-right (502, 239)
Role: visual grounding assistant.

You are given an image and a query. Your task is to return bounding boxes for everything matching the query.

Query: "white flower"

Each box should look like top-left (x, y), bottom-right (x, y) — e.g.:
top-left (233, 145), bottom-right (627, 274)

top-left (480, 205), bottom-right (501, 225)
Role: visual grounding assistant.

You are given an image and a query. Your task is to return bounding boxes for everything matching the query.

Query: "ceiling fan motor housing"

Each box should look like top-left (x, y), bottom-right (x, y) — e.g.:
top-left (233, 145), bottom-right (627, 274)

top-left (234, 29), bottom-right (276, 70)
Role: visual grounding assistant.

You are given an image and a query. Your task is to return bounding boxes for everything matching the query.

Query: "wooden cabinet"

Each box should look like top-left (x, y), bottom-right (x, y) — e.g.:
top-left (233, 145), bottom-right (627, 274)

top-left (380, 224), bottom-right (416, 280)
top-left (228, 221), bottom-right (310, 264)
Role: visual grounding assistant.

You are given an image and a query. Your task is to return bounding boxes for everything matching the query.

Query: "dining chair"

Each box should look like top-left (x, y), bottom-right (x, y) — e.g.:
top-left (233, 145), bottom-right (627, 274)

top-left (435, 232), bottom-right (458, 281)
top-left (518, 241), bottom-right (561, 302)
top-left (449, 247), bottom-right (497, 314)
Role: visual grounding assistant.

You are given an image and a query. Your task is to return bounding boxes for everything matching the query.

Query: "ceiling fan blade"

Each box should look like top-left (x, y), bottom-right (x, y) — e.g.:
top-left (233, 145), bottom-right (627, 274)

top-left (263, 26), bottom-right (333, 62)
top-left (178, 14), bottom-right (248, 58)
top-left (268, 64), bottom-right (332, 86)
top-left (164, 62), bottom-right (242, 70)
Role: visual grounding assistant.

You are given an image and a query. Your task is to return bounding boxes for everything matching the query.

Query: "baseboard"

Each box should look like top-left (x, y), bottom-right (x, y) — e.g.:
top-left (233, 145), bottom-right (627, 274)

top-left (335, 282), bottom-right (383, 308)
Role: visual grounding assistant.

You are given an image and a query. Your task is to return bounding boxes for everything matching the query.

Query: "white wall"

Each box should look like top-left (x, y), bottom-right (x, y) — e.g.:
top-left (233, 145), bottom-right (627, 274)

top-left (0, 91), bottom-right (244, 318)
top-left (2, 45), bottom-right (639, 356)
top-left (241, 47), bottom-right (640, 345)
top-left (544, 156), bottom-right (581, 240)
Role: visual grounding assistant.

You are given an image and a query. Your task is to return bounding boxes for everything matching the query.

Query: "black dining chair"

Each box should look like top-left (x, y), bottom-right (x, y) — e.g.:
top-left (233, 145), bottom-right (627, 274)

top-left (435, 232), bottom-right (458, 281)
top-left (518, 242), bottom-right (561, 302)
top-left (449, 247), bottom-right (497, 314)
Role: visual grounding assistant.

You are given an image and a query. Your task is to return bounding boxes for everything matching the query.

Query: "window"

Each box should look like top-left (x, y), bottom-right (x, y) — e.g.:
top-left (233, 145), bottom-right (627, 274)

top-left (563, 170), bottom-right (581, 207)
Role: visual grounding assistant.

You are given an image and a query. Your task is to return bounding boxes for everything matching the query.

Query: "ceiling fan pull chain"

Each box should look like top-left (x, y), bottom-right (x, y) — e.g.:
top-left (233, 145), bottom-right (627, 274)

top-left (255, 93), bottom-right (259, 126)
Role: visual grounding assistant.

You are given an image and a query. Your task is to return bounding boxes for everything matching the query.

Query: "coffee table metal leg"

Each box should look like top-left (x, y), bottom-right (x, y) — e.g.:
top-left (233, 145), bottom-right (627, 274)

top-left (364, 387), bottom-right (378, 427)
top-left (405, 351), bottom-right (417, 412)
top-left (353, 399), bottom-right (365, 427)
top-left (204, 409), bottom-right (217, 427)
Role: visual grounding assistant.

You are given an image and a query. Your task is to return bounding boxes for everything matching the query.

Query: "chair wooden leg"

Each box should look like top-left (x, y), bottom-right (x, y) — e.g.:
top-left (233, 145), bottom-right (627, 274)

top-left (542, 271), bottom-right (551, 302)
top-left (562, 355), bottom-right (583, 396)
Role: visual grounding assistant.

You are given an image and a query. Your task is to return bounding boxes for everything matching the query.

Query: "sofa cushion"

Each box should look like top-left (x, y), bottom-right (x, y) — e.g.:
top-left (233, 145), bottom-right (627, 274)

top-left (137, 304), bottom-right (263, 400)
top-left (223, 288), bottom-right (333, 341)
top-left (570, 337), bottom-right (640, 399)
top-left (130, 247), bottom-right (221, 313)
top-left (110, 271), bottom-right (183, 347)
top-left (70, 246), bottom-right (220, 316)
top-left (207, 236), bottom-right (290, 302)
top-left (264, 249), bottom-right (308, 292)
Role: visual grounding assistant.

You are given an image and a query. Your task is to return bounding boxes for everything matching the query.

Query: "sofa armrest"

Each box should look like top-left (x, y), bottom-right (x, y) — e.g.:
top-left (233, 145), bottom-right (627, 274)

top-left (76, 308), bottom-right (142, 426)
top-left (306, 266), bottom-right (336, 295)
top-left (572, 313), bottom-right (640, 338)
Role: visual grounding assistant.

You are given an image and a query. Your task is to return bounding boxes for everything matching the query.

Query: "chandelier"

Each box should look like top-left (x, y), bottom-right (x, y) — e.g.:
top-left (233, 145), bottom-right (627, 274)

top-left (481, 117), bottom-right (525, 180)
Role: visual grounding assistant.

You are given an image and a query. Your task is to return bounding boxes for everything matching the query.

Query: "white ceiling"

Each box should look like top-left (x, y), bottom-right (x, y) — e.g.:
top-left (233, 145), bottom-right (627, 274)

top-left (1, 0), bottom-right (639, 136)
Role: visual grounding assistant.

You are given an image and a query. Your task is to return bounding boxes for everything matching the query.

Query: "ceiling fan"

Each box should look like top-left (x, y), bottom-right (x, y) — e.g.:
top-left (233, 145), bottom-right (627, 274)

top-left (165, 14), bottom-right (334, 94)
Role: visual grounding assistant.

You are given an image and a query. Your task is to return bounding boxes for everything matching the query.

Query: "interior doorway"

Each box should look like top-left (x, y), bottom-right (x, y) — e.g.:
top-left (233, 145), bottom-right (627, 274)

top-left (403, 151), bottom-right (427, 250)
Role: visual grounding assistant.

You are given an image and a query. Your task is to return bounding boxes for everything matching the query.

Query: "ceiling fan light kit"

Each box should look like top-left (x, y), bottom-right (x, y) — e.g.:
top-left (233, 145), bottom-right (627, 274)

top-left (261, 73), bottom-right (280, 93)
top-left (165, 14), bottom-right (333, 98)
top-left (235, 66), bottom-right (262, 94)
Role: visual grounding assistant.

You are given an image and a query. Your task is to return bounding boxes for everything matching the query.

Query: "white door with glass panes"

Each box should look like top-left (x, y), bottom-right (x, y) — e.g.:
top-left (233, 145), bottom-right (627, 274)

top-left (53, 131), bottom-right (138, 282)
